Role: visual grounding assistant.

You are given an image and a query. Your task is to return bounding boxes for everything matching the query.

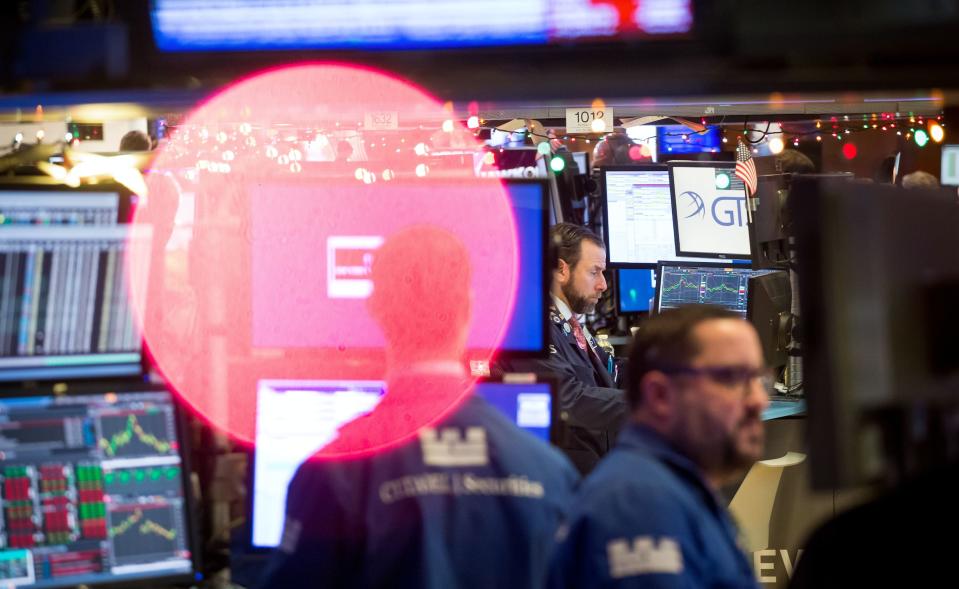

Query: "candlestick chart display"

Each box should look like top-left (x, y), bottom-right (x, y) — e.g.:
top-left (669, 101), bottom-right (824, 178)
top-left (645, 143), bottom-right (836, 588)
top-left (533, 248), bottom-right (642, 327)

top-left (0, 389), bottom-right (196, 587)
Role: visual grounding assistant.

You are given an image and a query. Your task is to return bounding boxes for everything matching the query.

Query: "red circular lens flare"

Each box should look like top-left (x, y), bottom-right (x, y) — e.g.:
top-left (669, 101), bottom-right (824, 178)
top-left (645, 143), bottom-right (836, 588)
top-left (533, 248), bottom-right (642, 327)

top-left (628, 145), bottom-right (644, 160)
top-left (842, 142), bottom-right (858, 160)
top-left (129, 63), bottom-right (519, 458)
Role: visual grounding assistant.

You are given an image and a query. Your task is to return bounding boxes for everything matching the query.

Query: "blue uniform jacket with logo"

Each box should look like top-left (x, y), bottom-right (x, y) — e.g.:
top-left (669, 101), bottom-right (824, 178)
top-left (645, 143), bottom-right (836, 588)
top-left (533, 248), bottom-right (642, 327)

top-left (548, 424), bottom-right (758, 589)
top-left (497, 305), bottom-right (626, 474)
top-left (257, 393), bottom-right (580, 589)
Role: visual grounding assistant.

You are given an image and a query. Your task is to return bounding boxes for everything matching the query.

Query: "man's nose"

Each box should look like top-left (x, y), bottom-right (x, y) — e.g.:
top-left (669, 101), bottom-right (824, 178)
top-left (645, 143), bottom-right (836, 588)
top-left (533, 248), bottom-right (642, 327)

top-left (598, 273), bottom-right (607, 292)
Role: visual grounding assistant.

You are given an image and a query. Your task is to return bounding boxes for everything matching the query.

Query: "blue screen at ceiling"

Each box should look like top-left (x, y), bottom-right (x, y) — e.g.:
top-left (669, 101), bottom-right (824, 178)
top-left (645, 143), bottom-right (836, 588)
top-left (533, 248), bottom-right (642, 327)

top-left (151, 0), bottom-right (693, 52)
top-left (500, 182), bottom-right (545, 352)
top-left (618, 268), bottom-right (656, 313)
top-left (657, 125), bottom-right (722, 154)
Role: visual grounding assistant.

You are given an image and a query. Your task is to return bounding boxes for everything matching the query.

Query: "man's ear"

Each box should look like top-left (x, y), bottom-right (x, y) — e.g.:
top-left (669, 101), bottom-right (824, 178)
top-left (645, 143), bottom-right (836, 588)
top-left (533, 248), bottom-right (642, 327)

top-left (638, 371), bottom-right (677, 421)
top-left (555, 258), bottom-right (571, 285)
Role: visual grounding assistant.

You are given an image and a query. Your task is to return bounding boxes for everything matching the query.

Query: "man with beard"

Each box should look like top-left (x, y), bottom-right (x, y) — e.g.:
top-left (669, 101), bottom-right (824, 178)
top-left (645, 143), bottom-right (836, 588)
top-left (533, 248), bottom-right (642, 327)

top-left (499, 223), bottom-right (626, 474)
top-left (548, 305), bottom-right (770, 589)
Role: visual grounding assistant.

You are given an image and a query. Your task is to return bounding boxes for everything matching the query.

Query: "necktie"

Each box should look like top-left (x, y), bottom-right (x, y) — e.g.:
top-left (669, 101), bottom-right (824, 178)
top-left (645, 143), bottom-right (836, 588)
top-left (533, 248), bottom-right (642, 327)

top-left (568, 314), bottom-right (602, 364)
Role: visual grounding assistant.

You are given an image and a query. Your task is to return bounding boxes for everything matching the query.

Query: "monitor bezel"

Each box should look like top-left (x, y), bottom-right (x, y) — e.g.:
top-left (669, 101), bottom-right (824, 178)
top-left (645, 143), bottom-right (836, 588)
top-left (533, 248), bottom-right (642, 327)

top-left (0, 381), bottom-right (202, 589)
top-left (653, 260), bottom-right (754, 315)
top-left (599, 164), bottom-right (674, 269)
top-left (667, 160), bottom-right (752, 260)
top-left (492, 178), bottom-right (551, 358)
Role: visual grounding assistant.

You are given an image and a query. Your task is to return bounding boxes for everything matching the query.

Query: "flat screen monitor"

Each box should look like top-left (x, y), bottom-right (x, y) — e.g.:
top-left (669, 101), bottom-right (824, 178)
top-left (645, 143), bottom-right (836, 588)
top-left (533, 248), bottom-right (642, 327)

top-left (0, 182), bottom-right (135, 225)
top-left (0, 192), bottom-right (119, 226)
top-left (617, 268), bottom-right (656, 314)
top-left (601, 165), bottom-right (725, 268)
top-left (151, 0), bottom-right (694, 52)
top-left (473, 148), bottom-right (548, 179)
top-left (941, 144), bottom-right (959, 186)
top-left (250, 179), bottom-right (547, 355)
top-left (497, 180), bottom-right (548, 354)
top-left (656, 125), bottom-right (722, 156)
top-left (654, 262), bottom-right (771, 317)
top-left (249, 377), bottom-right (556, 549)
top-left (0, 226), bottom-right (146, 382)
top-left (790, 178), bottom-right (959, 489)
top-left (668, 161), bottom-right (752, 259)
top-left (0, 387), bottom-right (199, 587)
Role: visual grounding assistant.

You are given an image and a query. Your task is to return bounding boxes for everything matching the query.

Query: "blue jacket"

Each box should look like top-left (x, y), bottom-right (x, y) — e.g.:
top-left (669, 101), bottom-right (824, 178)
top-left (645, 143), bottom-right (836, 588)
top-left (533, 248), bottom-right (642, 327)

top-left (258, 393), bottom-right (580, 589)
top-left (497, 305), bottom-right (626, 474)
top-left (548, 424), bottom-right (758, 589)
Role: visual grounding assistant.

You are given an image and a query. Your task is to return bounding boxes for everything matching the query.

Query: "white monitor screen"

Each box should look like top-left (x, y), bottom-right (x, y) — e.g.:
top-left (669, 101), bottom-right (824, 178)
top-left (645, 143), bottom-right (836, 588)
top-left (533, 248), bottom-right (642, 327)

top-left (941, 145), bottom-right (959, 186)
top-left (603, 167), bottom-right (724, 266)
top-left (668, 162), bottom-right (751, 259)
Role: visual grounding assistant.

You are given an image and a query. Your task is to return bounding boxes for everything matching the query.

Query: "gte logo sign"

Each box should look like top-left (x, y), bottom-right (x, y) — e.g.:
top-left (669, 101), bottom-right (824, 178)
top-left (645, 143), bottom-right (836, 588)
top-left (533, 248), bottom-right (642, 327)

top-left (681, 190), bottom-right (706, 219)
top-left (681, 191), bottom-right (747, 227)
top-left (326, 236), bottom-right (383, 299)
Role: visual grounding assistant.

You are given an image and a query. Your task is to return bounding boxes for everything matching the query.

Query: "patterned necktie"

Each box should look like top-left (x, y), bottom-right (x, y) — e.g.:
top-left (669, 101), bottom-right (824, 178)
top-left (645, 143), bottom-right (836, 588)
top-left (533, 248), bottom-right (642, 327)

top-left (568, 314), bottom-right (601, 363)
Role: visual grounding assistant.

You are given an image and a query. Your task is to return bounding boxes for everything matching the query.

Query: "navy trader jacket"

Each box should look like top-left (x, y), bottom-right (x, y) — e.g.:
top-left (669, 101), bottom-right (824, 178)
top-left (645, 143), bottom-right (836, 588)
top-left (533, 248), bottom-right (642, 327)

top-left (498, 304), bottom-right (626, 474)
top-left (257, 389), bottom-right (580, 589)
top-left (548, 424), bottom-right (758, 589)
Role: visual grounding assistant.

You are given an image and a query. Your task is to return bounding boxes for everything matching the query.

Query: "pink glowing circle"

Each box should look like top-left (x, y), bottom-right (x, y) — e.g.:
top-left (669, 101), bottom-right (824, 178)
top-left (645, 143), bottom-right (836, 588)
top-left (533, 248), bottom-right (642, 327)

top-left (129, 63), bottom-right (519, 457)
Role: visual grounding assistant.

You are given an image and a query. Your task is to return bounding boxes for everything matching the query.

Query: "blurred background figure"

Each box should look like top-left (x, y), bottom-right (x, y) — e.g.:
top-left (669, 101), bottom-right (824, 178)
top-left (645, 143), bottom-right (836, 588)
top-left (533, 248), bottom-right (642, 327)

top-left (119, 129), bottom-right (153, 151)
top-left (776, 149), bottom-right (816, 174)
top-left (591, 128), bottom-right (635, 169)
top-left (901, 170), bottom-right (939, 189)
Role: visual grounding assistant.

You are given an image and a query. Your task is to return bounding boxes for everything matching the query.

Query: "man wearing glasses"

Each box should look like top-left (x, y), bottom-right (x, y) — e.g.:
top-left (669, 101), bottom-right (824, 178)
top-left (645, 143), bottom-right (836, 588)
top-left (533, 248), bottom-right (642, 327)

top-left (548, 305), bottom-right (769, 589)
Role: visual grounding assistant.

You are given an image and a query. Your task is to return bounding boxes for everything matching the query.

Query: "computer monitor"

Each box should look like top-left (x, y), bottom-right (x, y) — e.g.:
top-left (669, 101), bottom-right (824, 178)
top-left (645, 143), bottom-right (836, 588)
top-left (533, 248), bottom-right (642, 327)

top-left (601, 165), bottom-right (724, 268)
top-left (0, 192), bottom-right (119, 226)
top-left (474, 376), bottom-right (557, 443)
top-left (656, 125), bottom-right (722, 157)
top-left (941, 144), bottom-right (959, 186)
top-left (790, 178), bottom-right (959, 489)
top-left (248, 376), bottom-right (558, 549)
top-left (490, 179), bottom-right (548, 355)
top-left (654, 262), bottom-right (762, 317)
top-left (617, 268), bottom-right (656, 314)
top-left (746, 271), bottom-right (792, 372)
top-left (0, 226), bottom-right (147, 382)
top-left (150, 0), bottom-right (694, 51)
top-left (668, 161), bottom-right (751, 259)
top-left (473, 148), bottom-right (547, 179)
top-left (0, 387), bottom-right (199, 587)
top-left (250, 178), bottom-right (547, 356)
top-left (0, 182), bottom-right (135, 225)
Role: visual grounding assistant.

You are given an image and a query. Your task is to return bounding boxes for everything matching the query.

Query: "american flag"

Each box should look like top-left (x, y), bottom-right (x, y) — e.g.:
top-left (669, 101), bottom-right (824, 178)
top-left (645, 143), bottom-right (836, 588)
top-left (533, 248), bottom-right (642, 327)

top-left (736, 139), bottom-right (758, 197)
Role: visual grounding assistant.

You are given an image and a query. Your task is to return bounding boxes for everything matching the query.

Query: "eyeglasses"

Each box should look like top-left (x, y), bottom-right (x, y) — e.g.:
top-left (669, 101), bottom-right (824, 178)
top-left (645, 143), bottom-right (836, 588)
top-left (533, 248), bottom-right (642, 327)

top-left (660, 365), bottom-right (775, 397)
